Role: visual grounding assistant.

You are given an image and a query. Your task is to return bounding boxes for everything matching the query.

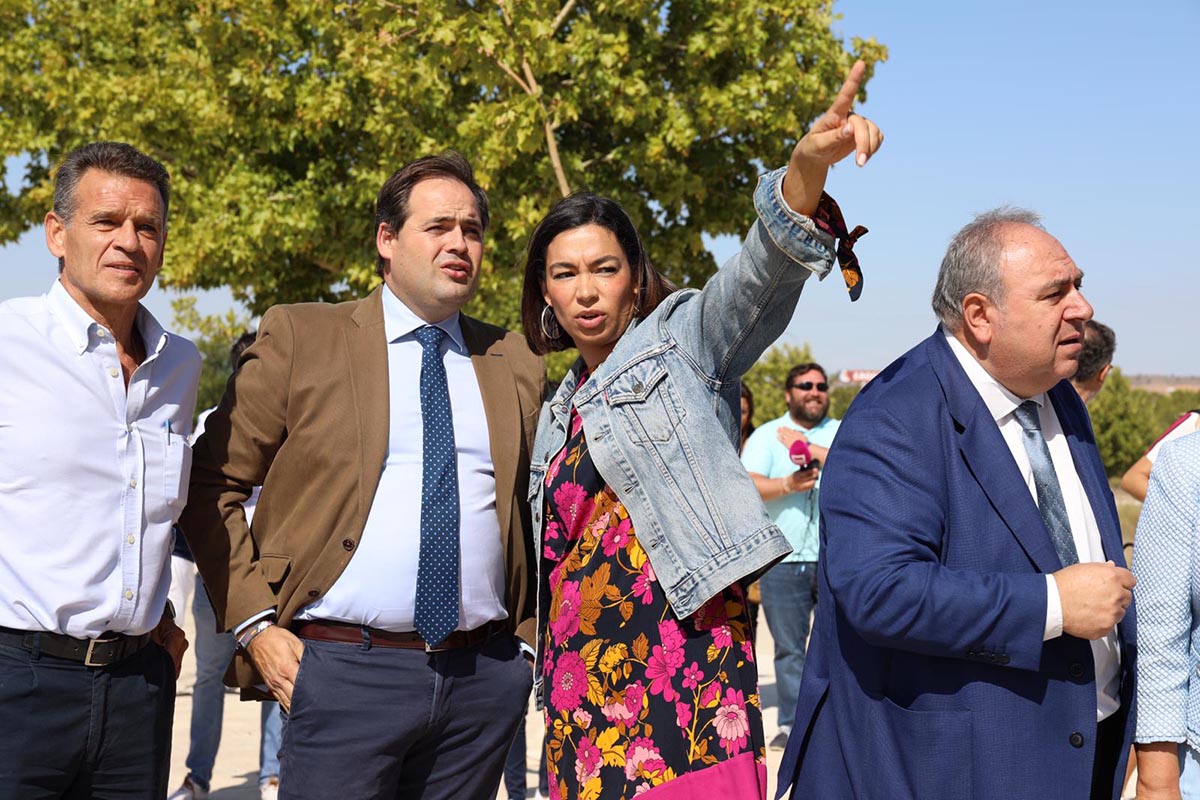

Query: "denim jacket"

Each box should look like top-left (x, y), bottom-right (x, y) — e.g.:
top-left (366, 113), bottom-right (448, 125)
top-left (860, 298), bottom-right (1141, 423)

top-left (529, 166), bottom-right (837, 700)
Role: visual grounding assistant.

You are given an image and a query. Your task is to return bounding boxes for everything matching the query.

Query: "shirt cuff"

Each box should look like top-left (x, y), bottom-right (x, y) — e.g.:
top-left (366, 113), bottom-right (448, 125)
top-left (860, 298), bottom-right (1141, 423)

top-left (519, 641), bottom-right (535, 662)
top-left (1044, 574), bottom-right (1064, 641)
top-left (234, 608), bottom-right (276, 637)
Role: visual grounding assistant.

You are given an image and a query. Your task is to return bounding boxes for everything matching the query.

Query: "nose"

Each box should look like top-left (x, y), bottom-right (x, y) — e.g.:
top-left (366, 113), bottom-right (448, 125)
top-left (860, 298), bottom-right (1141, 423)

top-left (576, 272), bottom-right (598, 303)
top-left (1068, 287), bottom-right (1093, 322)
top-left (113, 220), bottom-right (139, 252)
top-left (444, 224), bottom-right (468, 256)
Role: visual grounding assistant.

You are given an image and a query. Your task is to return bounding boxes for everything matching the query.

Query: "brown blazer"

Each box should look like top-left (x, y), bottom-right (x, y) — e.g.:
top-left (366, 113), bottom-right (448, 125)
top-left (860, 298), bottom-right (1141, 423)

top-left (180, 286), bottom-right (546, 691)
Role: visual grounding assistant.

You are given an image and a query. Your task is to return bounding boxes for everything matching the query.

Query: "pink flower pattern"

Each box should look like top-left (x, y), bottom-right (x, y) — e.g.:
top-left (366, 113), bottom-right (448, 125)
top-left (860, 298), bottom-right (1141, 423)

top-left (541, 402), bottom-right (763, 799)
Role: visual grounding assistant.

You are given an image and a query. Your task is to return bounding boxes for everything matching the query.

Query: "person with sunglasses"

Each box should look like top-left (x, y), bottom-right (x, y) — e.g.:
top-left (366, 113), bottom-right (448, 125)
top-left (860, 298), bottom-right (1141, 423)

top-left (740, 361), bottom-right (840, 751)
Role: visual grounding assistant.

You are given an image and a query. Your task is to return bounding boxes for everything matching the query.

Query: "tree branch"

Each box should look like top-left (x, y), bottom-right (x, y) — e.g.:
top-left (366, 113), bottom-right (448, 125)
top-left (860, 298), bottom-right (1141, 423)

top-left (550, 0), bottom-right (578, 35)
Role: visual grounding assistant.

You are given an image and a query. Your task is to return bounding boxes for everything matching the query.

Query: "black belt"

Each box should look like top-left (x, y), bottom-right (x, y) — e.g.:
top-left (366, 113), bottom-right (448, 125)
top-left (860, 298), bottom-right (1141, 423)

top-left (0, 626), bottom-right (152, 667)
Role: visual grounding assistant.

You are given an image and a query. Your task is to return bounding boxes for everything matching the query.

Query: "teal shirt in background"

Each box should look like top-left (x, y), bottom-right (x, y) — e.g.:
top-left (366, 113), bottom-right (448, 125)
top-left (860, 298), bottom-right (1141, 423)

top-left (740, 413), bottom-right (841, 562)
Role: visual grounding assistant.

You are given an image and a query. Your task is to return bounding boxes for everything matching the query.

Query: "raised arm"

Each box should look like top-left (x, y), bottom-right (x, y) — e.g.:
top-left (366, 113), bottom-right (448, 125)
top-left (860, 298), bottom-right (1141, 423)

top-left (670, 61), bottom-right (883, 382)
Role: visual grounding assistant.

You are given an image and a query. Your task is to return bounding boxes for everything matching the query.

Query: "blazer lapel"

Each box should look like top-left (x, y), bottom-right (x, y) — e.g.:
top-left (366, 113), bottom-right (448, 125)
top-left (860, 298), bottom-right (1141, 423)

top-left (927, 333), bottom-right (1063, 573)
top-left (461, 316), bottom-right (520, 549)
top-left (345, 288), bottom-right (390, 530)
top-left (1050, 386), bottom-right (1126, 565)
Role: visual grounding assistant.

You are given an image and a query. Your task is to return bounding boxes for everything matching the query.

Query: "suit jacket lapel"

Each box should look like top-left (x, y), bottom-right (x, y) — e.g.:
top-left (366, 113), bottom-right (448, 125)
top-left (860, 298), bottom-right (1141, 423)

top-left (346, 287), bottom-right (390, 530)
top-left (927, 333), bottom-right (1063, 573)
top-left (461, 316), bottom-right (520, 550)
top-left (1049, 386), bottom-right (1126, 566)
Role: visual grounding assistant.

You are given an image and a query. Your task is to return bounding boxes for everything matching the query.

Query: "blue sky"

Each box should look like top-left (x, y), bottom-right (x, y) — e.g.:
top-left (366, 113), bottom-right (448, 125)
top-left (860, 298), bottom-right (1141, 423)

top-left (3, 0), bottom-right (1197, 374)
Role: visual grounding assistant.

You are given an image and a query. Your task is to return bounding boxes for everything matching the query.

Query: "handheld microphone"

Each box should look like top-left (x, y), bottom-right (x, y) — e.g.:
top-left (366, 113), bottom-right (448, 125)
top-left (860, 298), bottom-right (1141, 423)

top-left (789, 439), bottom-right (813, 469)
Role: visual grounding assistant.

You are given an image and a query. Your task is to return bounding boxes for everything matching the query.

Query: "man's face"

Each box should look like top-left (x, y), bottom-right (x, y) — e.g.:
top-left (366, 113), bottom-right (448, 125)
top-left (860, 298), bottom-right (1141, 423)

top-left (985, 225), bottom-right (1093, 398)
top-left (377, 177), bottom-right (484, 323)
top-left (45, 169), bottom-right (166, 320)
top-left (786, 368), bottom-right (830, 426)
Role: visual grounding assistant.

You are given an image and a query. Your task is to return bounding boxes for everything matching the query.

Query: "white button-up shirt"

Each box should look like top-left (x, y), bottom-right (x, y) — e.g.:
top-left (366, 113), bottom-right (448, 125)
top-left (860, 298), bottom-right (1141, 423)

top-left (295, 286), bottom-right (507, 632)
top-left (0, 280), bottom-right (200, 638)
top-left (945, 328), bottom-right (1121, 721)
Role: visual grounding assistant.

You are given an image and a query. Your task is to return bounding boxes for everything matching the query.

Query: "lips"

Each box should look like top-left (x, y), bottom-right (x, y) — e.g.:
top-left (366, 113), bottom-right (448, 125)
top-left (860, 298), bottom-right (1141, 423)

top-left (439, 261), bottom-right (471, 281)
top-left (574, 311), bottom-right (605, 331)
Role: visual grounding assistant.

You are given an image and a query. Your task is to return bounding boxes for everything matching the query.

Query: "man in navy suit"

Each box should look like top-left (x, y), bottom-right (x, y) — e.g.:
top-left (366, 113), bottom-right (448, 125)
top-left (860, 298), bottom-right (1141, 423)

top-left (778, 209), bottom-right (1136, 800)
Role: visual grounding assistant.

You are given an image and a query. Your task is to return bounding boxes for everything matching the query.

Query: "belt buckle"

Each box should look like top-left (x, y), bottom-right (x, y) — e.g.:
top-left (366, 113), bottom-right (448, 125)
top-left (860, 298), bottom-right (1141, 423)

top-left (424, 638), bottom-right (450, 654)
top-left (84, 635), bottom-right (119, 667)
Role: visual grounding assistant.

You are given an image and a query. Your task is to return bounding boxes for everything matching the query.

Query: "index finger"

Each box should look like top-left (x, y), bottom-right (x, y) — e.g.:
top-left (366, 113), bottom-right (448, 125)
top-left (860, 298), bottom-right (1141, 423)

top-left (828, 60), bottom-right (866, 120)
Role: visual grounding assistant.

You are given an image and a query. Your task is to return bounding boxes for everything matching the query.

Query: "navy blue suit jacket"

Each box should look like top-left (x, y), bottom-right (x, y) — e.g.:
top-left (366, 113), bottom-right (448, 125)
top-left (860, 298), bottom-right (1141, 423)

top-left (777, 330), bottom-right (1136, 800)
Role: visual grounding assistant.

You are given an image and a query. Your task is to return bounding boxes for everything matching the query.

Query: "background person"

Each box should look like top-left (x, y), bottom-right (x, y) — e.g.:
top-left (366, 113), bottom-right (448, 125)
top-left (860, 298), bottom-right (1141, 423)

top-left (1070, 319), bottom-right (1116, 404)
top-left (740, 361), bottom-right (840, 751)
top-left (1121, 411), bottom-right (1200, 502)
top-left (1131, 432), bottom-right (1200, 800)
top-left (521, 61), bottom-right (881, 797)
top-left (0, 141), bottom-right (199, 798)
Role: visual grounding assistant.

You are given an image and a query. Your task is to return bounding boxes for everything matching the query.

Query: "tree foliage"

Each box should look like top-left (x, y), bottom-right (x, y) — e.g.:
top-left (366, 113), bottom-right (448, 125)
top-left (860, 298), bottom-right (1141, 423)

top-left (1, 0), bottom-right (885, 331)
top-left (1088, 368), bottom-right (1158, 477)
top-left (171, 297), bottom-right (254, 415)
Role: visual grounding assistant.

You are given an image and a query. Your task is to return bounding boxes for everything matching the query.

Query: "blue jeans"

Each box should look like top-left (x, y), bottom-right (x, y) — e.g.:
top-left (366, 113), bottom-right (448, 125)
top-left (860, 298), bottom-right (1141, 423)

top-left (759, 560), bottom-right (818, 733)
top-left (186, 572), bottom-right (281, 791)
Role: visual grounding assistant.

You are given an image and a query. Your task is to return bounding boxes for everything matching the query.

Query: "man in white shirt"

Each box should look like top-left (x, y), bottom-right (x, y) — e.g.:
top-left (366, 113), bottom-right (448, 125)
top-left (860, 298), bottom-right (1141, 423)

top-left (779, 209), bottom-right (1136, 800)
top-left (0, 141), bottom-right (200, 798)
top-left (182, 152), bottom-right (545, 800)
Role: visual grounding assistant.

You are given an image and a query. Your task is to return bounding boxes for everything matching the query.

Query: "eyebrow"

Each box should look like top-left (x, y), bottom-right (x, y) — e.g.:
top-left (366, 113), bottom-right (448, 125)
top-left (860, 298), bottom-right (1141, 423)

top-left (1036, 269), bottom-right (1084, 294)
top-left (426, 214), bottom-right (481, 227)
top-left (84, 209), bottom-right (163, 226)
top-left (549, 254), bottom-right (623, 271)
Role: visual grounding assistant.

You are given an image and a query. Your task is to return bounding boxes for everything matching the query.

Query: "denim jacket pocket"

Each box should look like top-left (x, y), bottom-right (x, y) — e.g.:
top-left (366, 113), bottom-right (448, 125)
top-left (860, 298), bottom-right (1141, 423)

top-left (607, 358), bottom-right (686, 444)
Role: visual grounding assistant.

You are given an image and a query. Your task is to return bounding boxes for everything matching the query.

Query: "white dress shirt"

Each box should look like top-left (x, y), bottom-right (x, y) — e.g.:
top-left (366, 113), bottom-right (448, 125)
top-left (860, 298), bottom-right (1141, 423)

top-left (295, 286), bottom-right (507, 632)
top-left (0, 280), bottom-right (200, 638)
top-left (945, 328), bottom-right (1121, 721)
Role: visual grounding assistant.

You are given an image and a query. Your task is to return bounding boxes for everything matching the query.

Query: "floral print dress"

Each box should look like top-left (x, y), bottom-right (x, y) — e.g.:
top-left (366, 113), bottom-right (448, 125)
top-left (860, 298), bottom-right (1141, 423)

top-left (541, 399), bottom-right (766, 800)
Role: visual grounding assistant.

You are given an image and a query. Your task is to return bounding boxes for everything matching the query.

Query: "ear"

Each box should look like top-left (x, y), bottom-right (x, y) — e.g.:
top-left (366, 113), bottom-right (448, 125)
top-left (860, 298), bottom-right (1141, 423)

top-left (960, 292), bottom-right (996, 345)
top-left (44, 211), bottom-right (66, 259)
top-left (1098, 363), bottom-right (1113, 385)
top-left (375, 222), bottom-right (394, 269)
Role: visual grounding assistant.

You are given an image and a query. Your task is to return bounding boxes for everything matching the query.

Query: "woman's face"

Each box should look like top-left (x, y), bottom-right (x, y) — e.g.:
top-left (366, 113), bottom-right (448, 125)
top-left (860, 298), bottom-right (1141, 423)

top-left (543, 224), bottom-right (638, 370)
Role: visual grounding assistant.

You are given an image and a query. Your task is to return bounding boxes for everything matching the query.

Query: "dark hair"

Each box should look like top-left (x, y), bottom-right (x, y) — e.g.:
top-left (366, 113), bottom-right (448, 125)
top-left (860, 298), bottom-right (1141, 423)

top-left (785, 362), bottom-right (828, 388)
top-left (52, 141), bottom-right (171, 272)
top-left (229, 330), bottom-right (258, 372)
top-left (520, 192), bottom-right (675, 355)
top-left (374, 151), bottom-right (489, 277)
top-left (739, 382), bottom-right (756, 445)
top-left (1074, 320), bottom-right (1116, 383)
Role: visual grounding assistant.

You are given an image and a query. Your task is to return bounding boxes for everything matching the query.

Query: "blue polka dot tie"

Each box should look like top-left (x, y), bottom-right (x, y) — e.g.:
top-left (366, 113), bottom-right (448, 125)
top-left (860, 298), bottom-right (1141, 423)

top-left (1013, 400), bottom-right (1079, 566)
top-left (413, 325), bottom-right (460, 646)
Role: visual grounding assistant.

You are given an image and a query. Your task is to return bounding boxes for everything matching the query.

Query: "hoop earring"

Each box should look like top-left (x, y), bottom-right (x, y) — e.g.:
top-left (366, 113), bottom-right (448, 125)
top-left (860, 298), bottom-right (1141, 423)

top-left (540, 304), bottom-right (563, 341)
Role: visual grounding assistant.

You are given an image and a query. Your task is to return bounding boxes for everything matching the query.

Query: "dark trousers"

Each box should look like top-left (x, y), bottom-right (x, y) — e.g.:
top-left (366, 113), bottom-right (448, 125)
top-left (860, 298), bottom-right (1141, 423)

top-left (503, 716), bottom-right (549, 800)
top-left (1090, 711), bottom-right (1125, 800)
top-left (280, 631), bottom-right (532, 800)
top-left (0, 638), bottom-right (175, 800)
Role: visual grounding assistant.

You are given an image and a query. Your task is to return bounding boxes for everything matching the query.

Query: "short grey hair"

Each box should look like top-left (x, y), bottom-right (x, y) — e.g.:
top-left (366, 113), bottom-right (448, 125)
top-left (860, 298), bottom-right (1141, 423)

top-left (931, 207), bottom-right (1044, 330)
top-left (52, 141), bottom-right (170, 226)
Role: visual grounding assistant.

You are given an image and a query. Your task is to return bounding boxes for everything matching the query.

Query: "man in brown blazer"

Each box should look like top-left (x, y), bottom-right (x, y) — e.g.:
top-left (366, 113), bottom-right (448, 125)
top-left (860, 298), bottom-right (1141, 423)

top-left (181, 152), bottom-right (545, 800)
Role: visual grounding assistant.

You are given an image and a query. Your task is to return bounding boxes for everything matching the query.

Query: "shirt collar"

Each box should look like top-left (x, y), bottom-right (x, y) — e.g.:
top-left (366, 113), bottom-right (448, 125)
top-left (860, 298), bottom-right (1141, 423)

top-left (381, 284), bottom-right (467, 353)
top-left (942, 326), bottom-right (1045, 423)
top-left (45, 279), bottom-right (170, 358)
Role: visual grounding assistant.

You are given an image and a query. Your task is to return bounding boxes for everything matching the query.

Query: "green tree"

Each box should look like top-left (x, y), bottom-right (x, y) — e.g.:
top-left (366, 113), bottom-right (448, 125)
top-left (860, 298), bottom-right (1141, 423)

top-left (2, 0), bottom-right (885, 331)
top-left (171, 297), bottom-right (254, 416)
top-left (1088, 368), bottom-right (1157, 477)
top-left (742, 342), bottom-right (813, 425)
top-left (828, 383), bottom-right (861, 419)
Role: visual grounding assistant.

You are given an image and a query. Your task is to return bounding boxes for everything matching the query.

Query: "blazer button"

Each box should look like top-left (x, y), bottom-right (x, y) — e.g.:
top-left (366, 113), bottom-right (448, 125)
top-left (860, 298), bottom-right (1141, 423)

top-left (967, 650), bottom-right (977, 658)
top-left (342, 539), bottom-right (355, 551)
top-left (1069, 732), bottom-right (1084, 748)
top-left (997, 654), bottom-right (1010, 665)
top-left (307, 589), bottom-right (320, 598)
top-left (1069, 662), bottom-right (1085, 679)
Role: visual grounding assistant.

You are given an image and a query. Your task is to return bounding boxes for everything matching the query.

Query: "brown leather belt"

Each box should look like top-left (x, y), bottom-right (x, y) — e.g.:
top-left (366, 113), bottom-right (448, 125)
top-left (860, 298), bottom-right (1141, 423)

top-left (0, 625), bottom-right (152, 667)
top-left (290, 619), bottom-right (506, 652)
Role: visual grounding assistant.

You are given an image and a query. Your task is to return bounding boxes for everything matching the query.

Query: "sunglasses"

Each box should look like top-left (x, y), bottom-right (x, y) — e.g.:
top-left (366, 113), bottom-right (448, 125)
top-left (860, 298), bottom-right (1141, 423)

top-left (789, 381), bottom-right (828, 392)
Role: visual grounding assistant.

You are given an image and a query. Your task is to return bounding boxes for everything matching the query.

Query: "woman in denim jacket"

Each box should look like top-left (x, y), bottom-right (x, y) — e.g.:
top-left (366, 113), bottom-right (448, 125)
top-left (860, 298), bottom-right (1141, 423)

top-left (1134, 431), bottom-right (1200, 799)
top-left (518, 63), bottom-right (881, 799)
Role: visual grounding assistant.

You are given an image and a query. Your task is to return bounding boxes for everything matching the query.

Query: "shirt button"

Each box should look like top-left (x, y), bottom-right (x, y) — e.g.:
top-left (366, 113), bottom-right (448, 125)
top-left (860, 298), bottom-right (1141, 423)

top-left (129, 478), bottom-right (137, 488)
top-left (109, 367), bottom-right (119, 378)
top-left (126, 534), bottom-right (135, 544)
top-left (98, 329), bottom-right (107, 338)
top-left (124, 590), bottom-right (134, 600)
